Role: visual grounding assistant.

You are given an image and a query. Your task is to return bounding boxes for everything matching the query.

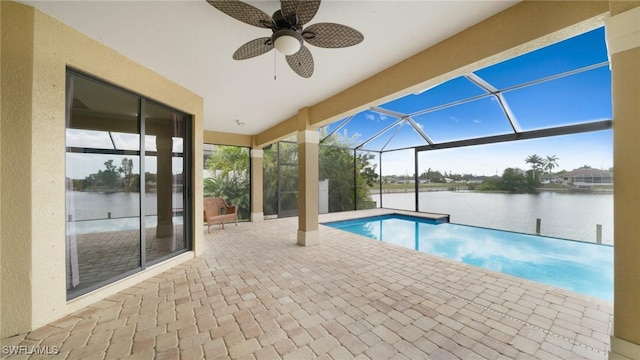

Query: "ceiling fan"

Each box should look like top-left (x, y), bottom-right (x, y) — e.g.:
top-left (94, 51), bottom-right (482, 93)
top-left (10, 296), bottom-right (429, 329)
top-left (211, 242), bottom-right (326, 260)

top-left (206, 0), bottom-right (364, 78)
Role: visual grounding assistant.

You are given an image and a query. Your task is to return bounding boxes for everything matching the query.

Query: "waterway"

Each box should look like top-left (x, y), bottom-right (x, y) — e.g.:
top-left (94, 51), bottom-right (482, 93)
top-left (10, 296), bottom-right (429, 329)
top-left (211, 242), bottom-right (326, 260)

top-left (374, 191), bottom-right (614, 244)
top-left (67, 191), bottom-right (182, 220)
top-left (68, 190), bottom-right (614, 244)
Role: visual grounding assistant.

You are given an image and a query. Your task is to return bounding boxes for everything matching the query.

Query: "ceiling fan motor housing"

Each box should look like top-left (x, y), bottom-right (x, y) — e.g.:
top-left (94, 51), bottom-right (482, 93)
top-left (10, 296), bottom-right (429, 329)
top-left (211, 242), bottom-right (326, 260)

top-left (272, 29), bottom-right (303, 55)
top-left (272, 9), bottom-right (299, 30)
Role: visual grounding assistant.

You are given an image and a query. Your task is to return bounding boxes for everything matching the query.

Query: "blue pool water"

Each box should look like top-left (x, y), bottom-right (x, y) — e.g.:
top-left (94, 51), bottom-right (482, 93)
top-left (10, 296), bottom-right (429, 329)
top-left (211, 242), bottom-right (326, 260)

top-left (324, 214), bottom-right (613, 301)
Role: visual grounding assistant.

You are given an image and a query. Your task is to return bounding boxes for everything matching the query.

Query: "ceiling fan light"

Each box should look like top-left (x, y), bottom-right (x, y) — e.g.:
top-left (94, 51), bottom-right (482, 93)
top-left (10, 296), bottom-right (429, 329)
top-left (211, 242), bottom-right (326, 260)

top-left (272, 29), bottom-right (302, 55)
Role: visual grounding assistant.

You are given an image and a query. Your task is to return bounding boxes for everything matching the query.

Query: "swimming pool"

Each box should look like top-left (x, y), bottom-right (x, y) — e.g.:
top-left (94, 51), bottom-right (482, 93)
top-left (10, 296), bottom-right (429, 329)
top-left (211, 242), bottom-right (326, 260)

top-left (324, 214), bottom-right (613, 301)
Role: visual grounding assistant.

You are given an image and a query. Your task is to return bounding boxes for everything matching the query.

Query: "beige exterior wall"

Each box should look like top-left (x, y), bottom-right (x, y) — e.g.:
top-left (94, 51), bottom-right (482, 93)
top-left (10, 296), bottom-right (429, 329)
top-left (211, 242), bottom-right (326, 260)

top-left (608, 4), bottom-right (640, 358)
top-left (1, 2), bottom-right (36, 338)
top-left (250, 149), bottom-right (264, 222)
top-left (0, 1), bottom-right (203, 338)
top-left (610, 0), bottom-right (640, 15)
top-left (254, 114), bottom-right (298, 148)
top-left (203, 131), bottom-right (252, 147)
top-left (296, 128), bottom-right (319, 247)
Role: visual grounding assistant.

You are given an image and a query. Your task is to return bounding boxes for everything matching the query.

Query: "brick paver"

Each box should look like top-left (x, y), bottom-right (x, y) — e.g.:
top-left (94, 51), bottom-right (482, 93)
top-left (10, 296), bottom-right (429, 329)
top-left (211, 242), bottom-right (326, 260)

top-left (0, 209), bottom-right (612, 359)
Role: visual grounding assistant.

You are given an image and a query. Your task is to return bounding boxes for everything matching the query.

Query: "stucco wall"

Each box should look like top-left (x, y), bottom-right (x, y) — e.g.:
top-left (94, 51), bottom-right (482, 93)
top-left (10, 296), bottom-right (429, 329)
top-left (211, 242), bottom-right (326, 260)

top-left (609, 5), bottom-right (640, 349)
top-left (0, 1), bottom-right (203, 338)
top-left (203, 131), bottom-right (252, 147)
top-left (1, 1), bottom-right (35, 338)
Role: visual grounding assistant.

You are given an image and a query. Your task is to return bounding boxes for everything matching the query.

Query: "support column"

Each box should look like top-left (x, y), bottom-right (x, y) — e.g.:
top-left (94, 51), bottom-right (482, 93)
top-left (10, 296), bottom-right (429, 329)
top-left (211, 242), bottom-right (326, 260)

top-left (156, 135), bottom-right (174, 238)
top-left (250, 148), bottom-right (264, 222)
top-left (297, 129), bottom-right (319, 246)
top-left (1, 2), bottom-right (35, 337)
top-left (607, 5), bottom-right (640, 360)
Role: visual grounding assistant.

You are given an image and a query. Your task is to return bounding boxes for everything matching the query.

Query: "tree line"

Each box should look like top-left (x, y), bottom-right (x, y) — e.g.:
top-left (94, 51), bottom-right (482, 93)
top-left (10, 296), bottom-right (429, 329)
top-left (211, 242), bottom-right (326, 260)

top-left (204, 133), bottom-right (379, 219)
top-left (72, 158), bottom-right (156, 192)
top-left (476, 154), bottom-right (559, 193)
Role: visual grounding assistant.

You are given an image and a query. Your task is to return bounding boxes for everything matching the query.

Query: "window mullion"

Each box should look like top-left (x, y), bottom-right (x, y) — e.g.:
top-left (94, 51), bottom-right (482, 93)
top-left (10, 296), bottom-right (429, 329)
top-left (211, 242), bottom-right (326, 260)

top-left (139, 99), bottom-right (147, 268)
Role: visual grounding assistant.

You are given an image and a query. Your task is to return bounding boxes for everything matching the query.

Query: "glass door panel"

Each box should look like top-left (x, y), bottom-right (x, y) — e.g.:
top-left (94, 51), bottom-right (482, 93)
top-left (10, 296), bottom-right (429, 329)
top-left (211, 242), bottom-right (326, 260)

top-left (144, 102), bottom-right (187, 264)
top-left (65, 74), bottom-right (141, 298)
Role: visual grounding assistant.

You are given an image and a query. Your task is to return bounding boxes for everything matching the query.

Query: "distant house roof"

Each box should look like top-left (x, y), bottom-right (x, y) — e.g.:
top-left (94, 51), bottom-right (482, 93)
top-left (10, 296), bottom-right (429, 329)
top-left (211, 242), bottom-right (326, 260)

top-left (562, 168), bottom-right (613, 178)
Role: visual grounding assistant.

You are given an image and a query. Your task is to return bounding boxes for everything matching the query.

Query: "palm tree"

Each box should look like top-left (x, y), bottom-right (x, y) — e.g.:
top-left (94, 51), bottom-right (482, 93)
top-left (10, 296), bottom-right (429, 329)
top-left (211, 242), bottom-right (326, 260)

top-left (524, 154), bottom-right (544, 182)
top-left (543, 155), bottom-right (559, 183)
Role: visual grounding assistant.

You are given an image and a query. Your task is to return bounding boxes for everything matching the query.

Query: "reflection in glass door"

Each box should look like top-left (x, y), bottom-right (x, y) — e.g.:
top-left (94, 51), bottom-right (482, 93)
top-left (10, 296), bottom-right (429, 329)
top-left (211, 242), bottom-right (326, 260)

top-left (65, 74), bottom-right (142, 296)
top-left (144, 102), bottom-right (187, 264)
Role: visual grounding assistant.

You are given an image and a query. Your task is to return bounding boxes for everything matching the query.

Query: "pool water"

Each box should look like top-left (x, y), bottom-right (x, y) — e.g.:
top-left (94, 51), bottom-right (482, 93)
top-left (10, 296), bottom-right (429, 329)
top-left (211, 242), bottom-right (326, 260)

top-left (324, 214), bottom-right (613, 301)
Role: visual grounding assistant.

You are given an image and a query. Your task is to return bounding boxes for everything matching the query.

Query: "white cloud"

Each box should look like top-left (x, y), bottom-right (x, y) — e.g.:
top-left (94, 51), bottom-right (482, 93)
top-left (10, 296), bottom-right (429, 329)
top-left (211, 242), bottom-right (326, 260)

top-left (111, 132), bottom-right (139, 150)
top-left (366, 112), bottom-right (390, 123)
top-left (66, 129), bottom-right (112, 149)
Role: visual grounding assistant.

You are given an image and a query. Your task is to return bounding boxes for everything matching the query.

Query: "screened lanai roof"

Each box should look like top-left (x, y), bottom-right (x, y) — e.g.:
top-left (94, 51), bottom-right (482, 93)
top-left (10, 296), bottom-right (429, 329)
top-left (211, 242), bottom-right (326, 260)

top-left (319, 27), bottom-right (612, 152)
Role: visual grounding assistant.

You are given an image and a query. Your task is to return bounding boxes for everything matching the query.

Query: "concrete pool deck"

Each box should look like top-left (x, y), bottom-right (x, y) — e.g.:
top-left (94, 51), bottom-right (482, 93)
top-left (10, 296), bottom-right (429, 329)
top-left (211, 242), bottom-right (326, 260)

top-left (1, 209), bottom-right (612, 359)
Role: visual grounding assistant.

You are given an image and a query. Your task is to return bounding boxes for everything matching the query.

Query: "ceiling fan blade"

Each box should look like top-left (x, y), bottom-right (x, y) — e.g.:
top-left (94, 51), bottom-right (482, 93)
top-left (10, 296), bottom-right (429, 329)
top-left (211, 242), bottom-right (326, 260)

top-left (286, 45), bottom-right (314, 78)
top-left (233, 37), bottom-right (274, 60)
top-left (206, 0), bottom-right (274, 28)
top-left (303, 23), bottom-right (364, 48)
top-left (280, 0), bottom-right (320, 25)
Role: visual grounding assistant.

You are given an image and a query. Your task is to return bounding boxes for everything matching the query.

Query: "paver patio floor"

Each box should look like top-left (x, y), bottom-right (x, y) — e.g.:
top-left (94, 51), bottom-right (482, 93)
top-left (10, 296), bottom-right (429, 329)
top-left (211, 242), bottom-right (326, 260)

top-left (1, 209), bottom-right (613, 359)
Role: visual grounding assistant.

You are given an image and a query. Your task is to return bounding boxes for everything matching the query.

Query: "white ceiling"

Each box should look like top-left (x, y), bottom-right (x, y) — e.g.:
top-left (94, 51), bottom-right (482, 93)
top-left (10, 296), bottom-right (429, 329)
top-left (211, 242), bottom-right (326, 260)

top-left (23, 0), bottom-right (518, 136)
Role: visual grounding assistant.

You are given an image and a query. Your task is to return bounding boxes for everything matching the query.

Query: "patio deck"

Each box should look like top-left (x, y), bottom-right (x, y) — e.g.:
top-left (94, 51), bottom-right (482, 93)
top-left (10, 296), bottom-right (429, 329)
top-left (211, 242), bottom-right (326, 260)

top-left (1, 209), bottom-right (612, 360)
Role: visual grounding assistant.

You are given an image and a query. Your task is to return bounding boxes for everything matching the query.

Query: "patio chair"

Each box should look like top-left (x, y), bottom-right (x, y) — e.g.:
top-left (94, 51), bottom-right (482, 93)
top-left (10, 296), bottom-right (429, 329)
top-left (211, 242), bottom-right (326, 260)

top-left (203, 197), bottom-right (238, 232)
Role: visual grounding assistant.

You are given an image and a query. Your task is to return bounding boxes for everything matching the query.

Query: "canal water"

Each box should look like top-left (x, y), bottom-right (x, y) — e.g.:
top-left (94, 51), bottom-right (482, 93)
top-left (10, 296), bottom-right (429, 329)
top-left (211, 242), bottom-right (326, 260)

top-left (375, 191), bottom-right (614, 244)
top-left (69, 190), bottom-right (614, 244)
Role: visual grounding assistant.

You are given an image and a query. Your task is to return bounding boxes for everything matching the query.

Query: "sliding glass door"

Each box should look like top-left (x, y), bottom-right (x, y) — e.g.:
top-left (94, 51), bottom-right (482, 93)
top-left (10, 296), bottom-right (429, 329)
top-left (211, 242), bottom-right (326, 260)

top-left (144, 102), bottom-right (188, 264)
top-left (65, 70), bottom-right (191, 299)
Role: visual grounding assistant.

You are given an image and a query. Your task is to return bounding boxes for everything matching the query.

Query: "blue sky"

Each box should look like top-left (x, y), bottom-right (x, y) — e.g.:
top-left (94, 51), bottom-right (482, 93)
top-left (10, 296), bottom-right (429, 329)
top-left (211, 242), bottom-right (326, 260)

top-left (323, 27), bottom-right (613, 176)
top-left (382, 130), bottom-right (612, 177)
